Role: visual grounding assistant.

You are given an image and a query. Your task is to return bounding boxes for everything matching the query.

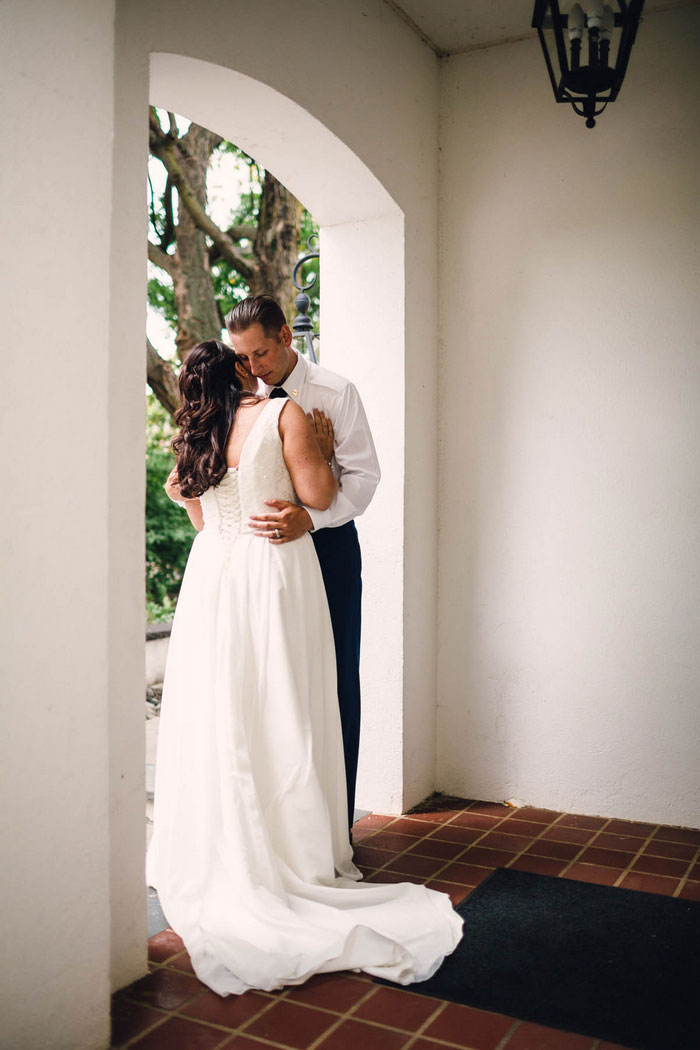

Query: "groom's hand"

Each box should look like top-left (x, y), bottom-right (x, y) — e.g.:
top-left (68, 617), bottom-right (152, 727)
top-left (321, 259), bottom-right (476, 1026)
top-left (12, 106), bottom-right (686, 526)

top-left (249, 500), bottom-right (313, 543)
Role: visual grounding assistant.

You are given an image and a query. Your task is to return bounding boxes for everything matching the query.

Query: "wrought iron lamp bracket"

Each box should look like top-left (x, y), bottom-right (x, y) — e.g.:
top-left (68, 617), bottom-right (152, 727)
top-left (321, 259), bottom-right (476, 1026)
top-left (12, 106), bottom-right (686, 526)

top-left (291, 234), bottom-right (319, 364)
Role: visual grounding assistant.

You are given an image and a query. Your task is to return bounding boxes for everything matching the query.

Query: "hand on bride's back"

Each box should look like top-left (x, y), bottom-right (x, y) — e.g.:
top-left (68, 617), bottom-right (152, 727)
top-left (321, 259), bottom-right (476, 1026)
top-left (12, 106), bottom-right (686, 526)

top-left (307, 409), bottom-right (334, 463)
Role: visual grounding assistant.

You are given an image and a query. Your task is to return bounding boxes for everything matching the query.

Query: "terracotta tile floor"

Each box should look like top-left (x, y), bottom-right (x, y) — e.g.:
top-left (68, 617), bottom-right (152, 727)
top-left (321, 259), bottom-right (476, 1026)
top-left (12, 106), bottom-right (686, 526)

top-left (112, 797), bottom-right (700, 1050)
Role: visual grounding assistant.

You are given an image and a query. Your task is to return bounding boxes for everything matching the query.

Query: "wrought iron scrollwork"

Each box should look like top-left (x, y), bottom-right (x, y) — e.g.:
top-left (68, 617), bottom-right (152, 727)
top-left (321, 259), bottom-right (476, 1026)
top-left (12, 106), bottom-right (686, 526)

top-left (291, 235), bottom-right (319, 364)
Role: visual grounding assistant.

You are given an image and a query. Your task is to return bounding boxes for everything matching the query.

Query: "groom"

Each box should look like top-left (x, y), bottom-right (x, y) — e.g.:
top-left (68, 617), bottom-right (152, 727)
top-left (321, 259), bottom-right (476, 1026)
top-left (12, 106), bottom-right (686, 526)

top-left (226, 295), bottom-right (380, 832)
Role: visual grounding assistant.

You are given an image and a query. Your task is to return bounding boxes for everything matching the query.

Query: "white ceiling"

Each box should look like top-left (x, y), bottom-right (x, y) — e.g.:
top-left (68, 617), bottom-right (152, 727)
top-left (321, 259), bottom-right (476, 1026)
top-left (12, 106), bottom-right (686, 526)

top-left (386, 0), bottom-right (696, 56)
top-left (387, 0), bottom-right (537, 55)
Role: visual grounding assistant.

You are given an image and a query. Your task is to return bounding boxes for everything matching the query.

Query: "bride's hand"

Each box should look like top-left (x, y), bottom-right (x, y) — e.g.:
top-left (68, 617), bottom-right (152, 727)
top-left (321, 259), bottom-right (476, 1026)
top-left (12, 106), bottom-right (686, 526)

top-left (164, 468), bottom-right (181, 501)
top-left (308, 409), bottom-right (334, 463)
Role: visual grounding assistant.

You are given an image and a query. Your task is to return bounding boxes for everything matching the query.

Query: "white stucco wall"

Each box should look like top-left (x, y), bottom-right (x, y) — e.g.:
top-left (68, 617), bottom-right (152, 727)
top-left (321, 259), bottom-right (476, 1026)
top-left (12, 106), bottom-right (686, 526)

top-left (0, 2), bottom-right (116, 1047)
top-left (437, 6), bottom-right (700, 827)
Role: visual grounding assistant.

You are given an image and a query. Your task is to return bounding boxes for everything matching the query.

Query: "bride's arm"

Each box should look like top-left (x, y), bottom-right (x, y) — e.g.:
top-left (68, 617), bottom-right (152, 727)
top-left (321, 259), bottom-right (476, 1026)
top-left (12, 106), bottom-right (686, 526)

top-left (164, 468), bottom-right (204, 531)
top-left (278, 400), bottom-right (338, 510)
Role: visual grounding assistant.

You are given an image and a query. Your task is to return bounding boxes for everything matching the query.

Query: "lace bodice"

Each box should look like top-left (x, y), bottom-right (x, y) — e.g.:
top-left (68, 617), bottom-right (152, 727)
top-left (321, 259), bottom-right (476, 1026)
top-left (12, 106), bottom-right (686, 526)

top-left (199, 399), bottom-right (295, 540)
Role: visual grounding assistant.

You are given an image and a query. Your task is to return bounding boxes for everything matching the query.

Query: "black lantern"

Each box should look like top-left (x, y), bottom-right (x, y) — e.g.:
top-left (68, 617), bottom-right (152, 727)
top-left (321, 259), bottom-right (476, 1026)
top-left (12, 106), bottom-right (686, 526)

top-left (532, 0), bottom-right (644, 128)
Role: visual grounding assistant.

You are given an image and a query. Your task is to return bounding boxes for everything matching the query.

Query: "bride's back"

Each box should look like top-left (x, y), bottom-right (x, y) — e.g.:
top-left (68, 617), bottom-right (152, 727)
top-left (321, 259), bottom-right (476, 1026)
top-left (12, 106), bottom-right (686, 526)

top-left (200, 398), bottom-right (295, 541)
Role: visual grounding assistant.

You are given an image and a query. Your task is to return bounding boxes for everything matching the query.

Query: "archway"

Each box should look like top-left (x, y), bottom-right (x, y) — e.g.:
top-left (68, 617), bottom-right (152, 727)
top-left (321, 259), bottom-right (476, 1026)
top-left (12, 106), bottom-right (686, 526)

top-left (149, 52), bottom-right (406, 814)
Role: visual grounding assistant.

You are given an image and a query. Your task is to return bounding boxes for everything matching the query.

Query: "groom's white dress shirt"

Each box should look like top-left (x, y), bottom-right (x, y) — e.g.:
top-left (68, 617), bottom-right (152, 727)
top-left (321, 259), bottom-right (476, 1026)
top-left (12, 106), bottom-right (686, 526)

top-left (261, 352), bottom-right (380, 531)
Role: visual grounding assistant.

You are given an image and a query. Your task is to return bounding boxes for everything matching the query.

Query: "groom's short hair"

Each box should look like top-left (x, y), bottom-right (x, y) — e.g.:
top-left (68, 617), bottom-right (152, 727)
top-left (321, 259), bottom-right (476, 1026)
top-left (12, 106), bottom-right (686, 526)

top-left (225, 295), bottom-right (287, 338)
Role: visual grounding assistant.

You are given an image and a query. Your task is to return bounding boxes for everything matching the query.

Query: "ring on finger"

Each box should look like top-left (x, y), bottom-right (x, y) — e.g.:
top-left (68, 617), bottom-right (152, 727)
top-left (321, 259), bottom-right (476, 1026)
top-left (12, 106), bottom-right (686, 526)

top-left (275, 528), bottom-right (281, 539)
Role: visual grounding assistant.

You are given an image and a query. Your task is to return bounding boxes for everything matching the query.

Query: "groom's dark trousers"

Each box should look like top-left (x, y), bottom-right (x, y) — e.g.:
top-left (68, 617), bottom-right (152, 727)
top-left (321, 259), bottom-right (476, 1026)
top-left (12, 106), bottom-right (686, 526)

top-left (311, 520), bottom-right (362, 831)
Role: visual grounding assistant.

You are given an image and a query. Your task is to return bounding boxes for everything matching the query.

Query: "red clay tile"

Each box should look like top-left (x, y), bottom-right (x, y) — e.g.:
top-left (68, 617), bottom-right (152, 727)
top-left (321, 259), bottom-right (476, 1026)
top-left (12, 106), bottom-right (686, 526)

top-left (593, 832), bottom-right (645, 853)
top-left (111, 998), bottom-right (166, 1045)
top-left (425, 879), bottom-right (470, 905)
top-left (688, 862), bottom-right (700, 881)
top-left (423, 1001), bottom-right (514, 1048)
top-left (504, 1020), bottom-right (596, 1048)
top-left (509, 855), bottom-right (568, 877)
top-left (385, 817), bottom-right (436, 837)
top-left (642, 839), bottom-right (696, 860)
top-left (652, 825), bottom-right (700, 845)
top-left (180, 988), bottom-right (271, 1028)
top-left (467, 801), bottom-right (512, 818)
top-left (285, 973), bottom-right (372, 1012)
top-left (354, 814), bottom-right (396, 832)
top-left (451, 811), bottom-right (502, 830)
top-left (412, 1041), bottom-right (471, 1050)
top-left (514, 808), bottom-right (562, 824)
top-left (562, 863), bottom-right (624, 887)
top-left (129, 1015), bottom-right (227, 1050)
top-left (407, 837), bottom-right (469, 861)
top-left (126, 968), bottom-right (204, 1010)
top-left (541, 825), bottom-right (595, 845)
top-left (629, 854), bottom-right (689, 878)
top-left (619, 871), bottom-right (680, 895)
top-left (315, 1017), bottom-right (410, 1049)
top-left (353, 985), bottom-right (442, 1030)
top-left (439, 861), bottom-right (496, 885)
top-left (478, 831), bottom-right (535, 852)
top-left (555, 813), bottom-right (608, 831)
top-left (405, 808), bottom-right (467, 824)
top-left (679, 880), bottom-right (700, 901)
top-left (353, 845), bottom-right (400, 869)
top-left (244, 999), bottom-right (336, 1047)
top-left (362, 832), bottom-right (417, 853)
top-left (386, 853), bottom-right (446, 879)
top-left (604, 819), bottom-right (656, 838)
top-left (526, 840), bottom-right (582, 861)
top-left (577, 847), bottom-right (635, 868)
top-left (147, 928), bottom-right (185, 963)
top-left (433, 824), bottom-right (487, 845)
top-left (218, 1037), bottom-right (281, 1050)
top-left (351, 824), bottom-right (381, 843)
top-left (166, 950), bottom-right (196, 974)
top-left (460, 846), bottom-right (517, 867)
top-left (502, 819), bottom-right (550, 836)
top-left (365, 870), bottom-right (409, 886)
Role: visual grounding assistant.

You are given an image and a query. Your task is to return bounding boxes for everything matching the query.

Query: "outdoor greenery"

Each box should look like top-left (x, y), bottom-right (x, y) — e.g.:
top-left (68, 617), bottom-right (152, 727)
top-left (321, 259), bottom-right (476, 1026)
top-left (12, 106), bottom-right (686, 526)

top-left (145, 398), bottom-right (195, 621)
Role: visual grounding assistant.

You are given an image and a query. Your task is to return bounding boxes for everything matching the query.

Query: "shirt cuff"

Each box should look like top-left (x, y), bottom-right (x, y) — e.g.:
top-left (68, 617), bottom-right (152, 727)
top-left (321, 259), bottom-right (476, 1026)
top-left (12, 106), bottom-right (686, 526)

top-left (306, 506), bottom-right (324, 531)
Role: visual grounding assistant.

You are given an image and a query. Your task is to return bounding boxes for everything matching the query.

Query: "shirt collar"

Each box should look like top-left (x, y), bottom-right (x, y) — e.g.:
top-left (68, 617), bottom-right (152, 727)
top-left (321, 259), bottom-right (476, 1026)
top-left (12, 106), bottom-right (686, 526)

top-left (263, 351), bottom-right (308, 399)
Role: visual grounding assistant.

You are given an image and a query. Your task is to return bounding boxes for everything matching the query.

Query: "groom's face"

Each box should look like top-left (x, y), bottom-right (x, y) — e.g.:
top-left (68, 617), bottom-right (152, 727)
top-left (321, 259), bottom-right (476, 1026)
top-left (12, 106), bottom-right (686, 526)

top-left (230, 323), bottom-right (295, 387)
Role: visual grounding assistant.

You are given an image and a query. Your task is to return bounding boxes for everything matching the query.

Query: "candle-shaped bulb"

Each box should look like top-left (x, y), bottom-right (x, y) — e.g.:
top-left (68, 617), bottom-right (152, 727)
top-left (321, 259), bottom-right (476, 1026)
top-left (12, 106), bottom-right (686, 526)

top-left (587, 0), bottom-right (604, 29)
top-left (600, 3), bottom-right (614, 38)
top-left (568, 2), bottom-right (585, 39)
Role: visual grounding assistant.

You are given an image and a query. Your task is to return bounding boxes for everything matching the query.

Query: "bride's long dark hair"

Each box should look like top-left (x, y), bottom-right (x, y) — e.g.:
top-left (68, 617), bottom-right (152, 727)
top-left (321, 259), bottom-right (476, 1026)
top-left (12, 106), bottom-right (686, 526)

top-left (172, 340), bottom-right (256, 498)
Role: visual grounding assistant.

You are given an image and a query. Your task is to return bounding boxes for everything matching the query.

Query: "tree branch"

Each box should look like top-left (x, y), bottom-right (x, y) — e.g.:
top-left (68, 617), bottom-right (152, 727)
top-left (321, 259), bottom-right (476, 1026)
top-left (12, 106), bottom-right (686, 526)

top-left (149, 114), bottom-right (258, 285)
top-left (147, 338), bottom-right (180, 417)
top-left (208, 226), bottom-right (256, 266)
top-left (148, 240), bottom-right (177, 277)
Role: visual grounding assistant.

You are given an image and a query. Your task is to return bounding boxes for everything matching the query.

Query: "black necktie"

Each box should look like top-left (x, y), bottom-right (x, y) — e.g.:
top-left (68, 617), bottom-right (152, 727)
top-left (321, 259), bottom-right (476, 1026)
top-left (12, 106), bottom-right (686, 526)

top-left (269, 386), bottom-right (288, 399)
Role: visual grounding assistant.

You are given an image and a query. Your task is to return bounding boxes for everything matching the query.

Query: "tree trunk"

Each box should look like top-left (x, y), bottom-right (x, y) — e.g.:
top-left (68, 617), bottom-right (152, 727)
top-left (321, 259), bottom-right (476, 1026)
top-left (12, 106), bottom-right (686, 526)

top-left (172, 124), bottom-right (224, 363)
top-left (147, 339), bottom-right (180, 416)
top-left (147, 113), bottom-right (305, 418)
top-left (250, 171), bottom-right (302, 322)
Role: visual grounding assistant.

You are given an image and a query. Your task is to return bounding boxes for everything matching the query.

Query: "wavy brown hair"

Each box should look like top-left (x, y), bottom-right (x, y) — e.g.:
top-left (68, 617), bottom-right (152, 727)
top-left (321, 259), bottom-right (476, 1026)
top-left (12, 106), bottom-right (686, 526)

top-left (172, 340), bottom-right (258, 499)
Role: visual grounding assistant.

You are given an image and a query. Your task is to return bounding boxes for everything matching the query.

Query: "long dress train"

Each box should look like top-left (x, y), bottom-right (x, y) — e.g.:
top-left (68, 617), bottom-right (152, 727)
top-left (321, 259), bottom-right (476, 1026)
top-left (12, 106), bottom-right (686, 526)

top-left (146, 398), bottom-right (462, 995)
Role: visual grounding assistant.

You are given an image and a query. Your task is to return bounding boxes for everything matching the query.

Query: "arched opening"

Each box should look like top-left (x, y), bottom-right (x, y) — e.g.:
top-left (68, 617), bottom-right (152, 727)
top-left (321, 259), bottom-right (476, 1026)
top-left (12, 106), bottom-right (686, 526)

top-left (148, 52), bottom-right (406, 813)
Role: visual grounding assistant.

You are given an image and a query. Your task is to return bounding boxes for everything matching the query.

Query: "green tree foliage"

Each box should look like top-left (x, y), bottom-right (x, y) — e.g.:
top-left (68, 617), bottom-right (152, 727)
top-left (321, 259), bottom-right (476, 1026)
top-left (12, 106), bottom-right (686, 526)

top-left (145, 398), bottom-right (195, 621)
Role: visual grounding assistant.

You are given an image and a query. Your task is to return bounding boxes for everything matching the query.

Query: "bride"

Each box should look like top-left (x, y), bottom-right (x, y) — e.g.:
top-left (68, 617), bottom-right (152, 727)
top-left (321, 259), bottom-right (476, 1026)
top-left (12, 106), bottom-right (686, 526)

top-left (146, 339), bottom-right (462, 996)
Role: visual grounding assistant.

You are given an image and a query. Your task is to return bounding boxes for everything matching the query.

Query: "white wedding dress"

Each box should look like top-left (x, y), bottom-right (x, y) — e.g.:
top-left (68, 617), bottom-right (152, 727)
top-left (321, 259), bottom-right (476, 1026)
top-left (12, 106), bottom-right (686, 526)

top-left (146, 397), bottom-right (462, 995)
